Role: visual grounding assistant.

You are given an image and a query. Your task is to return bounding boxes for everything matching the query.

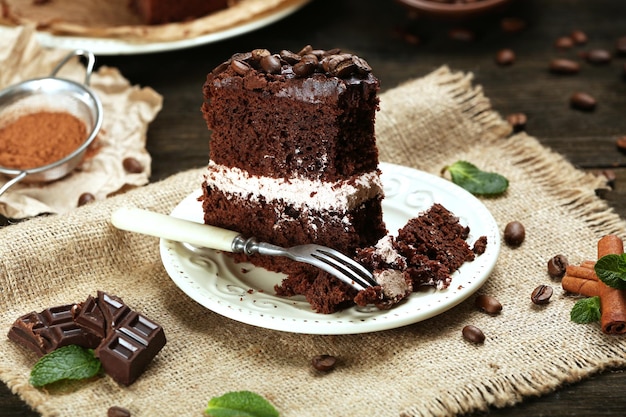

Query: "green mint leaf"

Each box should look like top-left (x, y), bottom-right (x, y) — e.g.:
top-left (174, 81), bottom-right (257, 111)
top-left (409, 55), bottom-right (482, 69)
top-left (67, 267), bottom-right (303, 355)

top-left (29, 345), bottom-right (101, 388)
top-left (205, 391), bottom-right (279, 417)
top-left (442, 160), bottom-right (509, 195)
top-left (570, 296), bottom-right (601, 324)
top-left (594, 254), bottom-right (626, 290)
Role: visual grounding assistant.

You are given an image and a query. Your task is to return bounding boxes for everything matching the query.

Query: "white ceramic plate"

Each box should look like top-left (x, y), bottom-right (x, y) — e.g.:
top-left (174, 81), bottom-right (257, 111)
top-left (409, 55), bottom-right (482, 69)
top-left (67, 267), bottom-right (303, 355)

top-left (160, 162), bottom-right (501, 335)
top-left (0, 0), bottom-right (310, 55)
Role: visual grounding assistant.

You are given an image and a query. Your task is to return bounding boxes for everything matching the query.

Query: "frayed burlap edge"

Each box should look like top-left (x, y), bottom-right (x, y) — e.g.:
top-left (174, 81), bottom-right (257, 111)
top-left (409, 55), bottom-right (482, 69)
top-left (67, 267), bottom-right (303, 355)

top-left (382, 67), bottom-right (626, 417)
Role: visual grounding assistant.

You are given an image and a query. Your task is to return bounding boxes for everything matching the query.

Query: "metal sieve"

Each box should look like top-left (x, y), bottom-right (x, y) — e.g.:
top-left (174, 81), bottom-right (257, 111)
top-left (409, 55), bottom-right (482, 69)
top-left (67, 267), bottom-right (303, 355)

top-left (0, 49), bottom-right (103, 197)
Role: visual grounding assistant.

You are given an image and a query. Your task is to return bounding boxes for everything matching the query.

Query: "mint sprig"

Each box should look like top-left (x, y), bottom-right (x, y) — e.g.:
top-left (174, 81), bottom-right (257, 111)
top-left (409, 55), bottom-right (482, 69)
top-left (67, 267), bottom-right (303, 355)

top-left (570, 296), bottom-right (601, 324)
top-left (30, 345), bottom-right (101, 387)
top-left (441, 161), bottom-right (509, 195)
top-left (594, 253), bottom-right (626, 290)
top-left (205, 391), bottom-right (279, 417)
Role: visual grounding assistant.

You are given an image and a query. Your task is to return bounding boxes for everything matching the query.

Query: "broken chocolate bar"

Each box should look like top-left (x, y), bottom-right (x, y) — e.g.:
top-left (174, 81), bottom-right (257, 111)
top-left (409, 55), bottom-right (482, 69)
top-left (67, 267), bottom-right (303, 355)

top-left (7, 291), bottom-right (166, 385)
top-left (8, 305), bottom-right (101, 357)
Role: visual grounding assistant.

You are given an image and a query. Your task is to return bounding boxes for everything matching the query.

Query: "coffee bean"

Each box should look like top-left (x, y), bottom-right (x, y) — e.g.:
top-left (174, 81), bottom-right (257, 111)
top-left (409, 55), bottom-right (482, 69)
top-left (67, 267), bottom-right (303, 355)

top-left (504, 221), bottom-right (525, 246)
top-left (616, 36), bottom-right (626, 56)
top-left (230, 59), bottom-right (251, 76)
top-left (251, 48), bottom-right (271, 61)
top-left (570, 29), bottom-right (588, 45)
top-left (122, 157), bottom-right (143, 174)
top-left (108, 406), bottom-right (131, 417)
top-left (554, 36), bottom-right (574, 49)
top-left (549, 58), bottom-right (580, 75)
top-left (260, 54), bottom-right (282, 74)
top-left (570, 92), bottom-right (597, 111)
top-left (311, 354), bottom-right (337, 372)
top-left (448, 28), bottom-right (475, 42)
top-left (599, 169), bottom-right (617, 189)
top-left (547, 254), bottom-right (569, 279)
top-left (616, 136), bottom-right (626, 152)
top-left (279, 49), bottom-right (301, 64)
top-left (293, 60), bottom-right (316, 78)
top-left (495, 48), bottom-right (515, 66)
top-left (322, 54), bottom-right (357, 77)
top-left (77, 192), bottom-right (96, 207)
top-left (506, 112), bottom-right (527, 132)
top-left (474, 294), bottom-right (502, 314)
top-left (531, 284), bottom-right (553, 305)
top-left (462, 325), bottom-right (485, 344)
top-left (586, 49), bottom-right (612, 65)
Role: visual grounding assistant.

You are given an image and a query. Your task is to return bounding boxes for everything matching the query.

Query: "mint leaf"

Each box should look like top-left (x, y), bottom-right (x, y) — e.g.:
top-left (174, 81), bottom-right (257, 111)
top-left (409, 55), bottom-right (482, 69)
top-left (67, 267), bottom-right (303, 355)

top-left (570, 296), bottom-right (601, 324)
top-left (442, 161), bottom-right (509, 195)
top-left (205, 391), bottom-right (279, 417)
top-left (595, 254), bottom-right (626, 290)
top-left (30, 345), bottom-right (101, 388)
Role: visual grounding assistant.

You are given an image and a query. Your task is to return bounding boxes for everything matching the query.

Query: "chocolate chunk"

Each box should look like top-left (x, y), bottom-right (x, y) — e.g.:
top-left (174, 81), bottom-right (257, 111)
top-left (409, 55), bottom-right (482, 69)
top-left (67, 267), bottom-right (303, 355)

top-left (98, 291), bottom-right (131, 330)
top-left (73, 295), bottom-right (106, 338)
top-left (96, 311), bottom-right (166, 386)
top-left (8, 305), bottom-right (100, 357)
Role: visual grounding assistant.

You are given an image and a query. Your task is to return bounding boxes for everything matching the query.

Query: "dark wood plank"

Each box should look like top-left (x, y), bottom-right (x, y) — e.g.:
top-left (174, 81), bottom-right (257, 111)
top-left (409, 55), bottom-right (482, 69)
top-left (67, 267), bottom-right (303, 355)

top-left (2, 0), bottom-right (626, 415)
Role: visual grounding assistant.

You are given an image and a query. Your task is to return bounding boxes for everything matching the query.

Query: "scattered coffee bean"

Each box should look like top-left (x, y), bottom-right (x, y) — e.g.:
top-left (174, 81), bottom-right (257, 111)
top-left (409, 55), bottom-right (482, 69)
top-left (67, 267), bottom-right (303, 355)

top-left (448, 28), bottom-right (475, 42)
top-left (616, 36), bottom-right (626, 56)
top-left (311, 354), bottom-right (337, 372)
top-left (554, 36), bottom-right (574, 49)
top-left (474, 294), bottom-right (503, 314)
top-left (547, 254), bottom-right (569, 279)
top-left (495, 48), bottom-right (515, 66)
top-left (506, 112), bottom-right (527, 132)
top-left (570, 29), bottom-right (588, 45)
top-left (504, 221), bottom-right (525, 246)
top-left (77, 192), bottom-right (96, 207)
top-left (570, 92), bottom-right (597, 111)
top-left (586, 49), bottom-right (612, 65)
top-left (500, 17), bottom-right (526, 33)
top-left (122, 157), bottom-right (143, 174)
top-left (108, 406), bottom-right (131, 417)
top-left (616, 136), bottom-right (626, 152)
top-left (462, 325), bottom-right (485, 344)
top-left (549, 58), bottom-right (580, 75)
top-left (531, 284), bottom-right (553, 305)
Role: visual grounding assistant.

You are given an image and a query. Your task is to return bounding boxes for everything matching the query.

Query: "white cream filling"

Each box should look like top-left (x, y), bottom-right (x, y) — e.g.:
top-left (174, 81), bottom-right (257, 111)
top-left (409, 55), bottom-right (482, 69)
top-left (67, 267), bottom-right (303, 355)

top-left (204, 161), bottom-right (383, 211)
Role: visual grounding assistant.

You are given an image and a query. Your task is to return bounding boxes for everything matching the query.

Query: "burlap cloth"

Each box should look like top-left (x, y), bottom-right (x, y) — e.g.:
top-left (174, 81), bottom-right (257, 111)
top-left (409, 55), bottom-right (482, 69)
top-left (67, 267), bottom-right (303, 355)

top-left (2, 66), bottom-right (626, 417)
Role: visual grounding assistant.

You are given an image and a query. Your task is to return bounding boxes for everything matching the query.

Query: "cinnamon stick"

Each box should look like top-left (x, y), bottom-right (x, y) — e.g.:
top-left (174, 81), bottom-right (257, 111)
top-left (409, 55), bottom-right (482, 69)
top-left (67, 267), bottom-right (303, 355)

top-left (597, 235), bottom-right (626, 334)
top-left (561, 235), bottom-right (626, 334)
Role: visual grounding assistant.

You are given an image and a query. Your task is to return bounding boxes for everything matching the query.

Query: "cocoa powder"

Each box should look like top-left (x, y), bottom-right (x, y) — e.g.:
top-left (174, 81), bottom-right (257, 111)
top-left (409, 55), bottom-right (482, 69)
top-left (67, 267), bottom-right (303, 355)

top-left (0, 111), bottom-right (87, 170)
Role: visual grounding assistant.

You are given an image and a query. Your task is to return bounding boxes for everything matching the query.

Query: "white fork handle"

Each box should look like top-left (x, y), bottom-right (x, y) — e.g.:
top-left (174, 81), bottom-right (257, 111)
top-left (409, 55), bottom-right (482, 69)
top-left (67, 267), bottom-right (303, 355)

top-left (111, 207), bottom-right (240, 253)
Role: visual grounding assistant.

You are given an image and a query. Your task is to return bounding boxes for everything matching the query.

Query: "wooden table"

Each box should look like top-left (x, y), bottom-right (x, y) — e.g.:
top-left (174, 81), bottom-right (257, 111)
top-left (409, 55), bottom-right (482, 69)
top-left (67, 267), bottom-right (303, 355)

top-left (2, 0), bottom-right (626, 415)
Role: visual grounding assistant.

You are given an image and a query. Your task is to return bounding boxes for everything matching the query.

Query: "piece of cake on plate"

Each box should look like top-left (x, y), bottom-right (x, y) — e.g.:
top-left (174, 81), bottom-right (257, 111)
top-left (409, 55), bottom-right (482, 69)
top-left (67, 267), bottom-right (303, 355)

top-left (200, 46), bottom-right (486, 313)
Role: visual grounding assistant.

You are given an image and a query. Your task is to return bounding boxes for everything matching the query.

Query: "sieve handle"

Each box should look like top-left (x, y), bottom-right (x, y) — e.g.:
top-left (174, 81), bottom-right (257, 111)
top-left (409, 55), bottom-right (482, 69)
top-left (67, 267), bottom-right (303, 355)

top-left (0, 171), bottom-right (27, 198)
top-left (49, 49), bottom-right (96, 86)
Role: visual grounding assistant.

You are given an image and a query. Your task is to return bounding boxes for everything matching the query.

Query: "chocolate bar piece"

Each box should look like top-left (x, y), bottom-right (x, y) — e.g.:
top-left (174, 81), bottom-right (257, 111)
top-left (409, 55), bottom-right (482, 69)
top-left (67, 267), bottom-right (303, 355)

top-left (96, 311), bottom-right (166, 386)
top-left (7, 292), bottom-right (166, 385)
top-left (8, 305), bottom-right (100, 357)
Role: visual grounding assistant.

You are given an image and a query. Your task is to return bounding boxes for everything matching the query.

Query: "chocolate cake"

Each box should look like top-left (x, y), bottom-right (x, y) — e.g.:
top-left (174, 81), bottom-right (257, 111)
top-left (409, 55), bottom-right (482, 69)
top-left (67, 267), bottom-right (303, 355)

top-left (201, 46), bottom-right (387, 283)
top-left (200, 46), bottom-right (486, 314)
top-left (129, 0), bottom-right (230, 24)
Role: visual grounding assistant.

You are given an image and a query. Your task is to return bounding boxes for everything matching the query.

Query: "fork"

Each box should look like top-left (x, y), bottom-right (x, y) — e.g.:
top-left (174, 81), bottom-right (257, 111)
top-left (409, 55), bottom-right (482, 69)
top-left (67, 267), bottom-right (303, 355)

top-left (111, 207), bottom-right (377, 291)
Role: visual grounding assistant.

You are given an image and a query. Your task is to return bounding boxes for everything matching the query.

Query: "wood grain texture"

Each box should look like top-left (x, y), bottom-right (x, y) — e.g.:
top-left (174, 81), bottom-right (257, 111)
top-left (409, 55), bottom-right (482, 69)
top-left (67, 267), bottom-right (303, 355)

top-left (2, 0), bottom-right (626, 415)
